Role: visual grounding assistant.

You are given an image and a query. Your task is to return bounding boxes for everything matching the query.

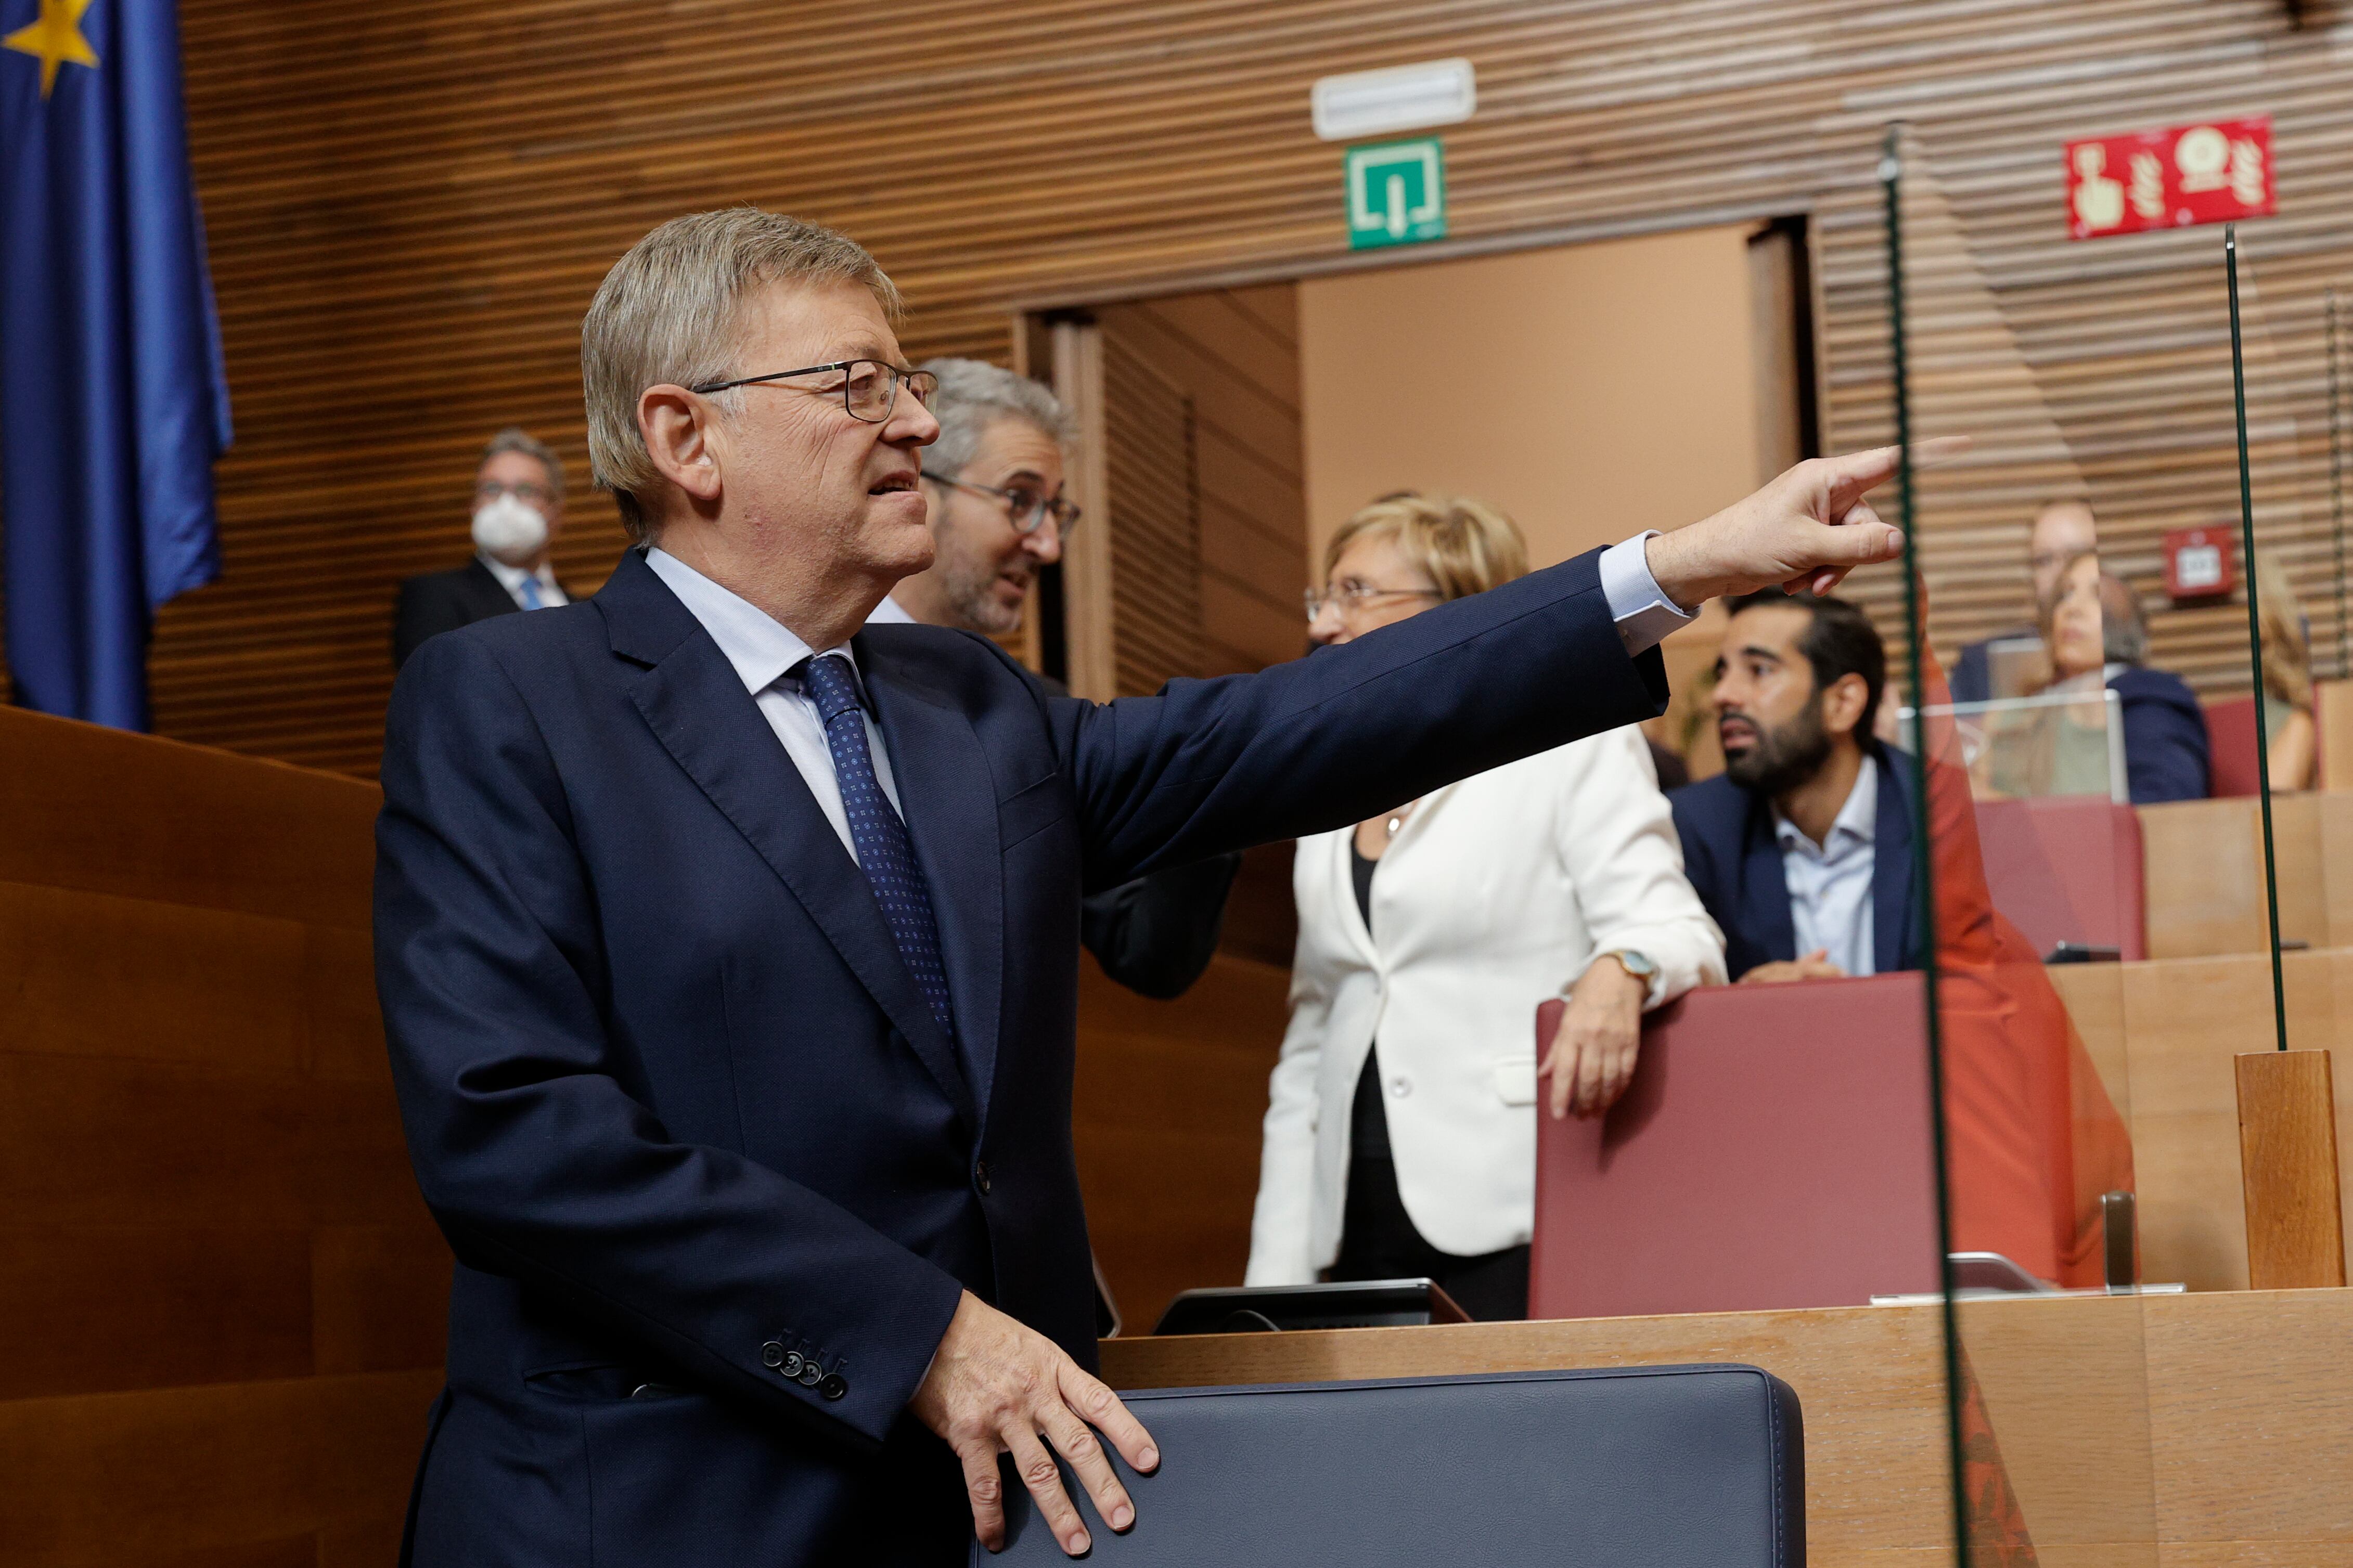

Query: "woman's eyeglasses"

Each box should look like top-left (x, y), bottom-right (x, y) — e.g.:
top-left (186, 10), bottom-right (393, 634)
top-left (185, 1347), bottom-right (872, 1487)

top-left (1303, 579), bottom-right (1443, 623)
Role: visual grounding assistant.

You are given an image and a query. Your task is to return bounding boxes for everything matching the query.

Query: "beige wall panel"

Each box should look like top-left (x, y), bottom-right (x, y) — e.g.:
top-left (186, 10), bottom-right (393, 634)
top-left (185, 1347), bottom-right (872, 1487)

top-left (1298, 228), bottom-right (1763, 574)
top-left (2141, 798), bottom-right (2271, 960)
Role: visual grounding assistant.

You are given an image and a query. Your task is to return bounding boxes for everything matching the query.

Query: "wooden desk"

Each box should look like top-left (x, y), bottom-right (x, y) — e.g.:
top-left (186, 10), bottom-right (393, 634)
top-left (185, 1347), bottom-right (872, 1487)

top-left (2050, 950), bottom-right (2353, 1292)
top-left (0, 706), bottom-right (443, 1567)
top-left (1102, 1288), bottom-right (2353, 1565)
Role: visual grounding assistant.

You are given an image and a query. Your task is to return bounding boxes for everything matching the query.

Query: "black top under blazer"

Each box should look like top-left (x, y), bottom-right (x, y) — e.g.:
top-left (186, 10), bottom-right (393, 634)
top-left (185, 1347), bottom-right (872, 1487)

top-left (372, 544), bottom-right (1665, 1567)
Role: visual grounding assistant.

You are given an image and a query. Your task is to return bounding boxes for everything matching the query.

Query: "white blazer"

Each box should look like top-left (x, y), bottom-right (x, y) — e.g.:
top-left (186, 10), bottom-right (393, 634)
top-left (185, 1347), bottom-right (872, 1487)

top-left (1244, 726), bottom-right (1726, 1279)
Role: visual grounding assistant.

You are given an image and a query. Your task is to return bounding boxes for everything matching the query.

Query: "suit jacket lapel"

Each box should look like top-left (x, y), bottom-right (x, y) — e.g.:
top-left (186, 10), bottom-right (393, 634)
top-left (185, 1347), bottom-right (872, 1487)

top-left (599, 554), bottom-right (978, 1128)
top-left (862, 642), bottom-right (1005, 1128)
top-left (1872, 751), bottom-right (1917, 974)
top-left (1739, 793), bottom-right (1799, 964)
top-left (461, 558), bottom-right (521, 621)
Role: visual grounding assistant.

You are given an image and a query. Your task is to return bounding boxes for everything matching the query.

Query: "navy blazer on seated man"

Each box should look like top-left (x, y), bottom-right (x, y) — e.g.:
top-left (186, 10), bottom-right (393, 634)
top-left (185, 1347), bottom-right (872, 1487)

top-left (2108, 664), bottom-right (2211, 803)
top-left (1668, 741), bottom-right (1921, 982)
top-left (375, 542), bottom-right (1667, 1565)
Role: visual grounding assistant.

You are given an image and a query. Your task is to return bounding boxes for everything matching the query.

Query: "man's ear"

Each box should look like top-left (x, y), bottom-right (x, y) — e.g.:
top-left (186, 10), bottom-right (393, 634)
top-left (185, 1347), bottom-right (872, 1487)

top-left (639, 386), bottom-right (724, 504)
top-left (1819, 670), bottom-right (1871, 740)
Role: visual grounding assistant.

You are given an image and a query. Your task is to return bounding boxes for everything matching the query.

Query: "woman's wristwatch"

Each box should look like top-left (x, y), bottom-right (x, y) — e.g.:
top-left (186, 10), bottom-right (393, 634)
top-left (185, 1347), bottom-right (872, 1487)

top-left (1568, 950), bottom-right (1657, 993)
top-left (1601, 950), bottom-right (1657, 983)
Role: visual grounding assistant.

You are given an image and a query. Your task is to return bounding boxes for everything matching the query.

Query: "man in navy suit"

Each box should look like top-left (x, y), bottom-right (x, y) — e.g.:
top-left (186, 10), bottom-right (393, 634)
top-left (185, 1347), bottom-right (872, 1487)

top-left (374, 208), bottom-right (1917, 1567)
top-left (1670, 589), bottom-right (1920, 983)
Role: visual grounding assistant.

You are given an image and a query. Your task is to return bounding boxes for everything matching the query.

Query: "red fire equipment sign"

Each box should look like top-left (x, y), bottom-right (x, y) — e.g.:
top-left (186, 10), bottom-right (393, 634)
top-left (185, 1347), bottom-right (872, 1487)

top-left (2066, 117), bottom-right (2274, 240)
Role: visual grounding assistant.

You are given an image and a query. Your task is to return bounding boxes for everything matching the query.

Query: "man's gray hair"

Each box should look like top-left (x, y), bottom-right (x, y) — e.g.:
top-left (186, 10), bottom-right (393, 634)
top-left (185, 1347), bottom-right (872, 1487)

top-left (919, 357), bottom-right (1075, 480)
top-left (2098, 570), bottom-right (2150, 666)
top-left (479, 426), bottom-right (565, 499)
top-left (582, 208), bottom-right (904, 541)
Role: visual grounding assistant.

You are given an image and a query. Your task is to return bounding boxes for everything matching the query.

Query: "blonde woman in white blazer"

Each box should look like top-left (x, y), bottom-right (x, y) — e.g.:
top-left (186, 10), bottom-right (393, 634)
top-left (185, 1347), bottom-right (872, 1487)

top-left (1246, 494), bottom-right (1726, 1319)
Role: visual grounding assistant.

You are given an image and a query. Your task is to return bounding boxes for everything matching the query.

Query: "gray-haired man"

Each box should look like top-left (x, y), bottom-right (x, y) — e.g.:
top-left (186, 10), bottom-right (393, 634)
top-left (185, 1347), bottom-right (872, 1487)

top-left (392, 427), bottom-right (576, 668)
top-left (871, 357), bottom-right (1239, 1002)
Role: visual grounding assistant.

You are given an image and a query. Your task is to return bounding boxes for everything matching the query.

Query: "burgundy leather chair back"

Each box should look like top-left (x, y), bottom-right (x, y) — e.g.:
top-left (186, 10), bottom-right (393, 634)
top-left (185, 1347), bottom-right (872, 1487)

top-left (2205, 694), bottom-right (2261, 798)
top-left (1972, 796), bottom-right (2147, 961)
top-left (1529, 974), bottom-right (1941, 1320)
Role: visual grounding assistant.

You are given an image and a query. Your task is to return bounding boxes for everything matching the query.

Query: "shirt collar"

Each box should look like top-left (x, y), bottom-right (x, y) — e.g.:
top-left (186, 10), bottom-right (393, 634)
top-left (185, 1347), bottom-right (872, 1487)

top-left (1774, 753), bottom-right (1878, 857)
top-left (865, 593), bottom-right (919, 626)
top-left (642, 547), bottom-right (862, 701)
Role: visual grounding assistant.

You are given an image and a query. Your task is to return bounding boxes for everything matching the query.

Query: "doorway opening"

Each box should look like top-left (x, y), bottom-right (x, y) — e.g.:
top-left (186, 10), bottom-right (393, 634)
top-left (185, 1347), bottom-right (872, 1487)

top-left (1016, 215), bottom-right (1823, 960)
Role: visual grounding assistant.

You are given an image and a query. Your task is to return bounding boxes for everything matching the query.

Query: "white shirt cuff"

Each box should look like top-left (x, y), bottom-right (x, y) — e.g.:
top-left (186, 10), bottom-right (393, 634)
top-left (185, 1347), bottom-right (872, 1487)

top-left (1599, 532), bottom-right (1698, 656)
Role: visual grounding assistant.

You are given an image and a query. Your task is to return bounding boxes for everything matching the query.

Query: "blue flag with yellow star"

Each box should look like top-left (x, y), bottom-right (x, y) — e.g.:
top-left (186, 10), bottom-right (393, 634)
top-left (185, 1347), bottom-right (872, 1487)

top-left (1, 0), bottom-right (230, 728)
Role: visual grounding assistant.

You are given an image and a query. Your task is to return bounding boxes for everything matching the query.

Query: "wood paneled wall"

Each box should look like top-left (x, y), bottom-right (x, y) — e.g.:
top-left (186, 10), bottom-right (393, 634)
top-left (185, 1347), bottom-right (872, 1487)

top-left (137, 0), bottom-right (2353, 776)
top-left (0, 708), bottom-right (444, 1566)
top-left (1087, 285), bottom-right (1309, 965)
top-left (1096, 285), bottom-right (1310, 683)
top-left (1073, 952), bottom-right (1291, 1332)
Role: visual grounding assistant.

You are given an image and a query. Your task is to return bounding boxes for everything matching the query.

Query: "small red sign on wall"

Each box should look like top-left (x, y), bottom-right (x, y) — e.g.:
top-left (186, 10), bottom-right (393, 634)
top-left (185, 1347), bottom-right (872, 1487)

top-left (2163, 526), bottom-right (2237, 603)
top-left (2066, 117), bottom-right (2274, 240)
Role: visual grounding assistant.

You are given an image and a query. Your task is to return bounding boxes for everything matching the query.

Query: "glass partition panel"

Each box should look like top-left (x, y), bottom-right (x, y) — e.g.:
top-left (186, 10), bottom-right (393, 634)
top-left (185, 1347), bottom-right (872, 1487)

top-left (1902, 692), bottom-right (2130, 805)
top-left (1883, 115), bottom-right (2312, 1565)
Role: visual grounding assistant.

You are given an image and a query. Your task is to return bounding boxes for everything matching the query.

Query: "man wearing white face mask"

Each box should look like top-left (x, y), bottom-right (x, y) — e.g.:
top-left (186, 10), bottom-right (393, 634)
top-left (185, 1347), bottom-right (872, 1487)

top-left (393, 427), bottom-right (576, 668)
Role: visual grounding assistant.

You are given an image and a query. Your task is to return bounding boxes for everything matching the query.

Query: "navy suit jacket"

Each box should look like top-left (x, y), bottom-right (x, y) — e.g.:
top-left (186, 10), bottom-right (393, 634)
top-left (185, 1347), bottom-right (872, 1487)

top-left (1667, 745), bottom-right (1921, 982)
top-left (2108, 665), bottom-right (2210, 803)
top-left (374, 545), bottom-right (1663, 1567)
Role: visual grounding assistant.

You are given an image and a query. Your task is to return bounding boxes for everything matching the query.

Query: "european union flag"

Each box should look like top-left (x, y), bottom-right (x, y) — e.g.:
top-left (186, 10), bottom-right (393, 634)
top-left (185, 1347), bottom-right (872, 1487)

top-left (1, 0), bottom-right (231, 729)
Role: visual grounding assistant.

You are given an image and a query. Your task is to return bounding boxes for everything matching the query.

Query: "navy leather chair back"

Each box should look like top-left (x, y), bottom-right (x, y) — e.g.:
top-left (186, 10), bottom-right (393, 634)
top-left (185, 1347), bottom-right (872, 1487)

top-left (987, 1364), bottom-right (1804, 1565)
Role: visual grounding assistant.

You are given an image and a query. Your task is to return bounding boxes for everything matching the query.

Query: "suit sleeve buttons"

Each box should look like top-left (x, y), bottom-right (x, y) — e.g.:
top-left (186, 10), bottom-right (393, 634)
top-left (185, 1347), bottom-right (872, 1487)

top-left (761, 1341), bottom-right (786, 1369)
top-left (818, 1372), bottom-right (848, 1401)
top-left (780, 1351), bottom-right (805, 1379)
top-left (798, 1361), bottom-right (824, 1388)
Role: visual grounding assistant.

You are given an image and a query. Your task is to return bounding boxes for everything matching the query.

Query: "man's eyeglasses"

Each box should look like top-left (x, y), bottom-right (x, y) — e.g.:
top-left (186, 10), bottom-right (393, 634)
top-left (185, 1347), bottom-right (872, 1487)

top-left (476, 480), bottom-right (555, 506)
top-left (689, 359), bottom-right (938, 424)
top-left (922, 471), bottom-right (1082, 537)
top-left (1303, 579), bottom-right (1443, 623)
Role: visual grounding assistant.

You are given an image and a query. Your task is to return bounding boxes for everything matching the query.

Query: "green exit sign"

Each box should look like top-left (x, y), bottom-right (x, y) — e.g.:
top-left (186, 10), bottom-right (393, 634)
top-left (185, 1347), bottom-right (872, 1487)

top-left (1346, 137), bottom-right (1447, 250)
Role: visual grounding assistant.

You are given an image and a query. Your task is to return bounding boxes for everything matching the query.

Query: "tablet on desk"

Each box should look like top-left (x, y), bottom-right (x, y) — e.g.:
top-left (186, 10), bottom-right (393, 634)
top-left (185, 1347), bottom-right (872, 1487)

top-left (1150, 1279), bottom-right (1468, 1335)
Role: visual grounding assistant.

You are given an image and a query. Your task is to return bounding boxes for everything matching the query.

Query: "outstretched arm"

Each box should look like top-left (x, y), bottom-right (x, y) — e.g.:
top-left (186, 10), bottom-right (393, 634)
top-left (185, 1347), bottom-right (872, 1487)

top-left (1059, 446), bottom-right (1948, 888)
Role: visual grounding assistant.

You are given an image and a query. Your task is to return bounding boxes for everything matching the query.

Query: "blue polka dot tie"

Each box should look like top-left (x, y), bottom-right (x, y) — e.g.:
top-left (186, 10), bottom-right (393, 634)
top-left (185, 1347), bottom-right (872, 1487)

top-left (798, 654), bottom-right (959, 1052)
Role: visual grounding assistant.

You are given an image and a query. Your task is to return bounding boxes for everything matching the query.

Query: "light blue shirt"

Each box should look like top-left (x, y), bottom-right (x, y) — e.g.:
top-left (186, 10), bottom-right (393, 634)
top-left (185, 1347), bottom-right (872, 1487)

top-left (1775, 755), bottom-right (1878, 978)
top-left (645, 548), bottom-right (901, 865)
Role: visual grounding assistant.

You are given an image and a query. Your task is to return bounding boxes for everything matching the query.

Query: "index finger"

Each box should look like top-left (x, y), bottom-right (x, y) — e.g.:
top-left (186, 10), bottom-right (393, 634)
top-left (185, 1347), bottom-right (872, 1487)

top-left (1060, 1364), bottom-right (1160, 1475)
top-left (1819, 436), bottom-right (1972, 510)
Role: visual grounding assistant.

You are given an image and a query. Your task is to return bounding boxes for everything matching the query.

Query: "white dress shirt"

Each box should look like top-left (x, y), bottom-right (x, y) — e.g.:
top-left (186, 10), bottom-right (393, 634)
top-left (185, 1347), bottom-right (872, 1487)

top-left (1774, 753), bottom-right (1878, 978)
top-left (479, 552), bottom-right (568, 610)
top-left (644, 548), bottom-right (901, 865)
top-left (865, 593), bottom-right (917, 626)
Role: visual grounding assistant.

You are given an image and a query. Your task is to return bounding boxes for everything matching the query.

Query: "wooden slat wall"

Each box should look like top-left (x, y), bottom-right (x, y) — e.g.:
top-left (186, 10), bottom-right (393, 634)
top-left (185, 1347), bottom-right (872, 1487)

top-left (1099, 336), bottom-right (1206, 695)
top-left (0, 708), bottom-right (445, 1567)
top-left (1097, 286), bottom-right (1310, 680)
top-left (147, 0), bottom-right (2353, 775)
top-left (1091, 287), bottom-right (1308, 965)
